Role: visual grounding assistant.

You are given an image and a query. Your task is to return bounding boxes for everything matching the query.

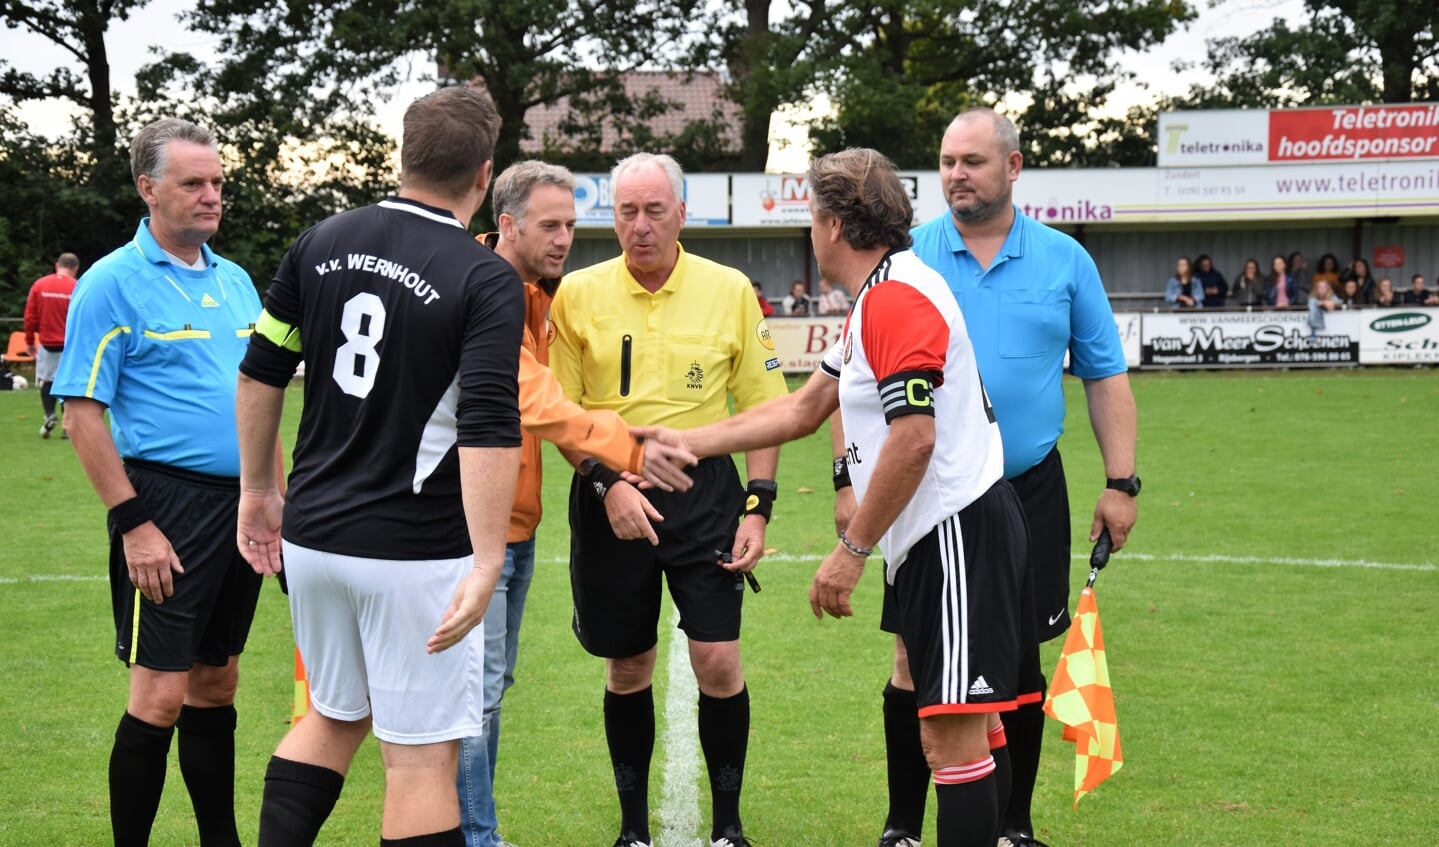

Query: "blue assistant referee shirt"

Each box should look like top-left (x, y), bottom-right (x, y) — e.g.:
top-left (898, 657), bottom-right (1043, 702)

top-left (910, 207), bottom-right (1126, 479)
top-left (51, 219), bottom-right (261, 477)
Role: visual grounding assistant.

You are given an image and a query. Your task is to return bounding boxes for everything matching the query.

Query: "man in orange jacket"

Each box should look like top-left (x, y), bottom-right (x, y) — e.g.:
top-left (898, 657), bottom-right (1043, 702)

top-left (458, 160), bottom-right (696, 847)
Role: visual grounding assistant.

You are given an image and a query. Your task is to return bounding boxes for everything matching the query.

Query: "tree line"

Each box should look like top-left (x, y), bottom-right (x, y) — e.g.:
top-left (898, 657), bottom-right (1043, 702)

top-left (2, 0), bottom-right (1435, 314)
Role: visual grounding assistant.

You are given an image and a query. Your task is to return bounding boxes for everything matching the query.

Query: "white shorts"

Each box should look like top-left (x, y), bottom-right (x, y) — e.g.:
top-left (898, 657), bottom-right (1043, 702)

top-left (282, 541), bottom-right (485, 745)
top-left (35, 347), bottom-right (60, 383)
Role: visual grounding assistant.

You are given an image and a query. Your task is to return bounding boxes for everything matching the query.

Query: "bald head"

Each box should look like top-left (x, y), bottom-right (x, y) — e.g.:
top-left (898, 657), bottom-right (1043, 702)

top-left (946, 108), bottom-right (1020, 157)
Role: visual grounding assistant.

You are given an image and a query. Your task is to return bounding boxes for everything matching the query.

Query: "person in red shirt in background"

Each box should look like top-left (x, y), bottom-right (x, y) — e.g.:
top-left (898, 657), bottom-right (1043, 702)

top-left (752, 279), bottom-right (775, 317)
top-left (23, 252), bottom-right (80, 438)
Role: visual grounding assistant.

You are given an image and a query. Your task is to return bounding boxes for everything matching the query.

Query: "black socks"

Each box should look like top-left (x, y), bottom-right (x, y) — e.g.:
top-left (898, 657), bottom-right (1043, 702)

top-left (999, 694), bottom-right (1046, 837)
top-left (177, 703), bottom-right (241, 846)
top-left (258, 755), bottom-right (345, 846)
top-left (379, 830), bottom-right (464, 846)
top-left (882, 682), bottom-right (930, 836)
top-left (698, 686), bottom-right (750, 840)
top-left (109, 712), bottom-right (174, 847)
top-left (604, 686), bottom-right (656, 842)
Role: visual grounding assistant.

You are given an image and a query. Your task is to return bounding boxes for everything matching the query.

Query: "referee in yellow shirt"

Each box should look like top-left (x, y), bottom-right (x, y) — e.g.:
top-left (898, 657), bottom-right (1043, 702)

top-left (549, 153), bottom-right (787, 847)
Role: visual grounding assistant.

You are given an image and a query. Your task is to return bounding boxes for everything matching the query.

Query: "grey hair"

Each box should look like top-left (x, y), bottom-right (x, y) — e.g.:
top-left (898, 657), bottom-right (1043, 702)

top-left (492, 160), bottom-right (577, 226)
top-left (130, 118), bottom-right (217, 184)
top-left (612, 152), bottom-right (684, 203)
top-left (950, 108), bottom-right (1020, 156)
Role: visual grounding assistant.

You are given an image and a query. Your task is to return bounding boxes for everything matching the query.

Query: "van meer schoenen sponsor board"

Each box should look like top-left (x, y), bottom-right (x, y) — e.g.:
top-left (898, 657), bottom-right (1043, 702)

top-left (779, 311), bottom-right (1432, 372)
top-left (1141, 311), bottom-right (1360, 368)
top-left (1160, 105), bottom-right (1439, 168)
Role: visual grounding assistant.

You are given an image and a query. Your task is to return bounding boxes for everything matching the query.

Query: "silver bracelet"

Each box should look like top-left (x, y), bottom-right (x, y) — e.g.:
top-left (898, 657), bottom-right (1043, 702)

top-left (838, 530), bottom-right (872, 558)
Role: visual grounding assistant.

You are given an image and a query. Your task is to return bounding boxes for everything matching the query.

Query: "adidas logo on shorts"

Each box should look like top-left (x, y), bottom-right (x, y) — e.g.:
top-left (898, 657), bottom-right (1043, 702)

top-left (968, 675), bottom-right (994, 696)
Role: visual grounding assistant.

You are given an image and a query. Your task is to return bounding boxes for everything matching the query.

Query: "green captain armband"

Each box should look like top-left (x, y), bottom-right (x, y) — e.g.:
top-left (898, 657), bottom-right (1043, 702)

top-left (255, 309), bottom-right (302, 353)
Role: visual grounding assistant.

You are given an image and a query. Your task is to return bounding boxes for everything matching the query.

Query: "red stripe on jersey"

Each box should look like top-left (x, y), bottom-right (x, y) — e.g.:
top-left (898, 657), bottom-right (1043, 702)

top-left (933, 756), bottom-right (996, 785)
top-left (918, 698), bottom-right (1020, 717)
top-left (859, 280), bottom-right (950, 383)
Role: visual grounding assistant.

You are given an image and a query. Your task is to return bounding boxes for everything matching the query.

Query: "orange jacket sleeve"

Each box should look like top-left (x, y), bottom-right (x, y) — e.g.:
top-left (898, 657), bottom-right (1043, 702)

top-left (518, 343), bottom-right (644, 474)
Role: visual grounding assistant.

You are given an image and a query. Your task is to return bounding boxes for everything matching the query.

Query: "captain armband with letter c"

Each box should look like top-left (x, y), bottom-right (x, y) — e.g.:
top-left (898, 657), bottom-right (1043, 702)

top-left (877, 369), bottom-right (941, 423)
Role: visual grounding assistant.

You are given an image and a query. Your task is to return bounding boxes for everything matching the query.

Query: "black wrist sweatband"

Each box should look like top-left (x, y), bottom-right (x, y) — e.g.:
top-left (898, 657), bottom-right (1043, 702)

top-left (743, 479), bottom-right (778, 523)
top-left (578, 458), bottom-right (622, 501)
top-left (832, 456), bottom-right (852, 491)
top-left (109, 496), bottom-right (153, 535)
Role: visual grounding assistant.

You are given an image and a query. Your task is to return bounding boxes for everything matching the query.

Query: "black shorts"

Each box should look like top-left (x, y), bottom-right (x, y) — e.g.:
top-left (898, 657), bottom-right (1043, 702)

top-left (1009, 447), bottom-right (1072, 643)
top-left (889, 481), bottom-right (1031, 717)
top-left (110, 460), bottom-right (263, 671)
top-left (569, 455), bottom-right (746, 659)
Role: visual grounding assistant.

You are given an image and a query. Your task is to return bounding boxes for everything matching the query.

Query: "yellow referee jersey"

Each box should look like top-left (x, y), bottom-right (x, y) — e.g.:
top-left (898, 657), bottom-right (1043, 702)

top-left (549, 244), bottom-right (787, 428)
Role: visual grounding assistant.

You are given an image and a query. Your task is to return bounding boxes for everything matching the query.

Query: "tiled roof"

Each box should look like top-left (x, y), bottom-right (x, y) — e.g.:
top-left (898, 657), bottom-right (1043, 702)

top-left (520, 70), bottom-right (743, 154)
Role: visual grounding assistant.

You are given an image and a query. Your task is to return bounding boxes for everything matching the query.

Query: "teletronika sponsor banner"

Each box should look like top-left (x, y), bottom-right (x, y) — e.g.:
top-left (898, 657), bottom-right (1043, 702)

top-left (1158, 105), bottom-right (1439, 168)
top-left (767, 317), bottom-right (846, 373)
top-left (573, 173), bottom-right (730, 227)
top-left (1357, 309), bottom-right (1439, 364)
top-left (1140, 310), bottom-right (1361, 369)
top-left (574, 160), bottom-right (1439, 228)
top-left (1008, 161), bottom-right (1439, 223)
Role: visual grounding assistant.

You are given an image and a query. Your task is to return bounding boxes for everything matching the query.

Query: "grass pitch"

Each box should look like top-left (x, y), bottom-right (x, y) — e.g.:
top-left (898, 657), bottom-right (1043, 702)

top-left (1, 368), bottom-right (1436, 845)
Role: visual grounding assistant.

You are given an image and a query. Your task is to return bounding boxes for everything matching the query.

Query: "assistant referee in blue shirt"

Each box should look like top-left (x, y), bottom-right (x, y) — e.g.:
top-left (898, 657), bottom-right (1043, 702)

top-left (858, 108), bottom-right (1139, 847)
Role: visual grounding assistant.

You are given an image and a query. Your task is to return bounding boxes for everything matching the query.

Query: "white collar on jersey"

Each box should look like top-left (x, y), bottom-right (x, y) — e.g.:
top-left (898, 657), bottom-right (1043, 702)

top-left (378, 198), bottom-right (464, 228)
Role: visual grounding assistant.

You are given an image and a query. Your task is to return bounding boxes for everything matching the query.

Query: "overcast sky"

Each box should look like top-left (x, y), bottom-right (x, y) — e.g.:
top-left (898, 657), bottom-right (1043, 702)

top-left (2, 0), bottom-right (1308, 169)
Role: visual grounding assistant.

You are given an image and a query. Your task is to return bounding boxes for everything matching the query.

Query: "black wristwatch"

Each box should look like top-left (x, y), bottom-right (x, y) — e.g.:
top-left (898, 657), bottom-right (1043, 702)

top-left (1106, 475), bottom-right (1142, 497)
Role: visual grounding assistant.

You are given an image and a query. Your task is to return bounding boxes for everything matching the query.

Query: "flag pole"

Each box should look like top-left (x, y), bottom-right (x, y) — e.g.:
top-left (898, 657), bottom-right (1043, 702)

top-left (1086, 526), bottom-right (1113, 588)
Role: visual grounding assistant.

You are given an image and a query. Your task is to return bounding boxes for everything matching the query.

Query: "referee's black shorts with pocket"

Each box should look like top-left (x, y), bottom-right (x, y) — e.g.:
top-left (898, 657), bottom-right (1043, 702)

top-left (569, 455), bottom-right (746, 659)
top-left (110, 459), bottom-right (262, 670)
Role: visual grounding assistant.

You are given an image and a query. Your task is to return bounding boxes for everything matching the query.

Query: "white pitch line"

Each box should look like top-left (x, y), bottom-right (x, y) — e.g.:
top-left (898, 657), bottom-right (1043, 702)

top-left (536, 552), bottom-right (1436, 573)
top-left (0, 573), bottom-right (106, 585)
top-left (657, 602), bottom-right (702, 847)
top-left (6, 550), bottom-right (1433, 589)
top-left (1071, 551), bottom-right (1436, 572)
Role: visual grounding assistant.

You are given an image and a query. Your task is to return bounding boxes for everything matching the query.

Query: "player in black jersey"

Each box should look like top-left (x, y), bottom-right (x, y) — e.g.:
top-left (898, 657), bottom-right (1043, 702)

top-left (237, 85), bottom-right (524, 847)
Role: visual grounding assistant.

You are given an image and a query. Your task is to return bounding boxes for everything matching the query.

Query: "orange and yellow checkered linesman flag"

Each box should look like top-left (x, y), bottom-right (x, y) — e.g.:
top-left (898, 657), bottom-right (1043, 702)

top-left (293, 647), bottom-right (310, 724)
top-left (1043, 584), bottom-right (1123, 808)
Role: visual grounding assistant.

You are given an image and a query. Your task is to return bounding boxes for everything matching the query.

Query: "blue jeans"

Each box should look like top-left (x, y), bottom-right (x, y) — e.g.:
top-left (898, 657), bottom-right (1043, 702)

top-left (459, 538), bottom-right (536, 847)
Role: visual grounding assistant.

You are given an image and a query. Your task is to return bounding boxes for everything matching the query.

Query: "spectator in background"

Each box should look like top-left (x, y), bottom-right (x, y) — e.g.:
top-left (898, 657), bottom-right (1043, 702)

top-left (1401, 273), bottom-right (1439, 306)
top-left (22, 252), bottom-right (80, 438)
top-left (752, 280), bottom-right (775, 317)
top-left (1308, 279), bottom-right (1340, 334)
top-left (1194, 254), bottom-right (1227, 308)
top-left (782, 279), bottom-right (813, 316)
top-left (1231, 258), bottom-right (1265, 308)
top-left (1265, 255), bottom-right (1295, 307)
top-left (1165, 256), bottom-right (1203, 308)
top-left (1287, 251), bottom-right (1311, 305)
top-left (1374, 277), bottom-right (1398, 307)
top-left (1338, 278), bottom-right (1363, 307)
top-left (1312, 253), bottom-right (1341, 292)
top-left (1340, 258), bottom-right (1377, 304)
top-left (815, 277), bottom-right (850, 315)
